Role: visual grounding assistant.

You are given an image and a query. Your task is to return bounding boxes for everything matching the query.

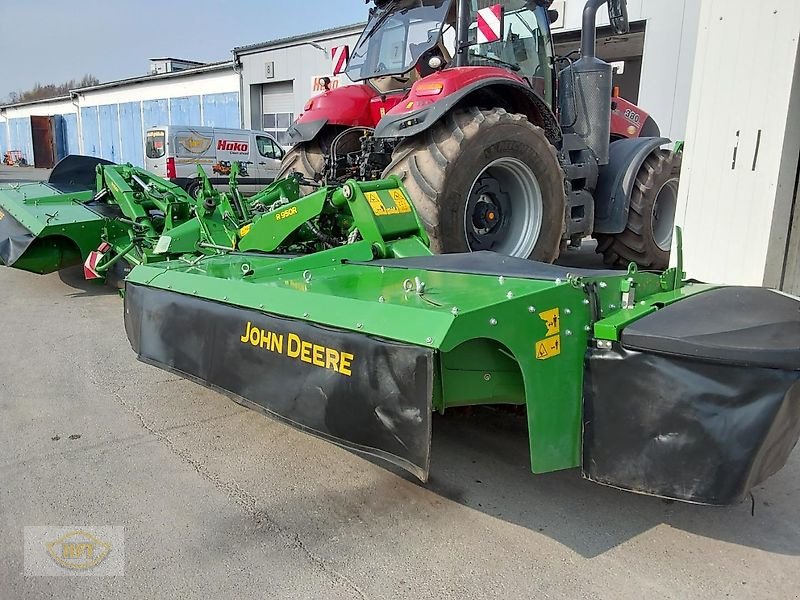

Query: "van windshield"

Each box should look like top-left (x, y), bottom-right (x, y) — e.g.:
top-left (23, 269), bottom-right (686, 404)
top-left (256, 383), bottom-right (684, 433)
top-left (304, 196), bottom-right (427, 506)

top-left (146, 130), bottom-right (166, 159)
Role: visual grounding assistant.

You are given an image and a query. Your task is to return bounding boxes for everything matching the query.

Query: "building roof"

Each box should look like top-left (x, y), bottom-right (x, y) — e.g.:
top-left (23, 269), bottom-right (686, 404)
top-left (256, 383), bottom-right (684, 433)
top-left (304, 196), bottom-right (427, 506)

top-left (1, 60), bottom-right (236, 110)
top-left (70, 60), bottom-right (236, 94)
top-left (148, 57), bottom-right (205, 64)
top-left (0, 94), bottom-right (72, 110)
top-left (233, 22), bottom-right (366, 55)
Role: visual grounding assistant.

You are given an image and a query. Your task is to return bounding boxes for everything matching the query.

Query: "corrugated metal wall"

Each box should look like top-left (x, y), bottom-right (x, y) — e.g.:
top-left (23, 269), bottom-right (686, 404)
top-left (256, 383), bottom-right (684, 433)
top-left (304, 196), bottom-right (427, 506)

top-left (3, 91), bottom-right (239, 168)
top-left (63, 114), bottom-right (80, 155)
top-left (118, 102), bottom-right (144, 166)
top-left (142, 99), bottom-right (169, 131)
top-left (169, 96), bottom-right (201, 126)
top-left (80, 107), bottom-right (101, 157)
top-left (99, 104), bottom-right (121, 163)
top-left (202, 92), bottom-right (240, 128)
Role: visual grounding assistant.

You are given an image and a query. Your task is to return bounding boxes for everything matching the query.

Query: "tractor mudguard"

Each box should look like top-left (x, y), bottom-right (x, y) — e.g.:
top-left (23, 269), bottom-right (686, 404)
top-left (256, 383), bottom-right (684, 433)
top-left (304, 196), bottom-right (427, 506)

top-left (373, 73), bottom-right (561, 144)
top-left (592, 136), bottom-right (670, 235)
top-left (286, 119), bottom-right (329, 146)
top-left (286, 84), bottom-right (381, 145)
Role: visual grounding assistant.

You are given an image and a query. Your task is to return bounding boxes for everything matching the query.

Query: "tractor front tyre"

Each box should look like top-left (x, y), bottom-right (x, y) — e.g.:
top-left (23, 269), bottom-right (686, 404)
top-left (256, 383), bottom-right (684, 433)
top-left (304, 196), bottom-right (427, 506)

top-left (276, 141), bottom-right (326, 192)
top-left (596, 150), bottom-right (682, 270)
top-left (383, 107), bottom-right (566, 261)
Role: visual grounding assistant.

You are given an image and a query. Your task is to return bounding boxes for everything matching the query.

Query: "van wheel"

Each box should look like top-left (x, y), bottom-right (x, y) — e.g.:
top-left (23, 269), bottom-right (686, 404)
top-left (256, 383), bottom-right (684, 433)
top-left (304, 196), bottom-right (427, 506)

top-left (185, 180), bottom-right (202, 199)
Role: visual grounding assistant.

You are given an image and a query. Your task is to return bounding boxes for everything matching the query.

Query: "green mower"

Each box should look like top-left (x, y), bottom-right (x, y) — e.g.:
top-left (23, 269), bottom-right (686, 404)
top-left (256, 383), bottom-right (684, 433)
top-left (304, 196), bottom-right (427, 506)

top-left (1, 157), bottom-right (798, 506)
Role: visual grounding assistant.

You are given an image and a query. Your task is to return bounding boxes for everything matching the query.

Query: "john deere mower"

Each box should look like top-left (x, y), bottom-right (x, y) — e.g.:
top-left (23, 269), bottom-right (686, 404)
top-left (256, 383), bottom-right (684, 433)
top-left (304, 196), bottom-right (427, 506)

top-left (279, 0), bottom-right (681, 270)
top-left (1, 156), bottom-right (798, 506)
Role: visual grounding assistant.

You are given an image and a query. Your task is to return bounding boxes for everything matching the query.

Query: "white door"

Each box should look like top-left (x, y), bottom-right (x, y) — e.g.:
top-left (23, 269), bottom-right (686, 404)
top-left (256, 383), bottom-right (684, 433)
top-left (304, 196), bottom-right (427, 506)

top-left (254, 134), bottom-right (285, 183)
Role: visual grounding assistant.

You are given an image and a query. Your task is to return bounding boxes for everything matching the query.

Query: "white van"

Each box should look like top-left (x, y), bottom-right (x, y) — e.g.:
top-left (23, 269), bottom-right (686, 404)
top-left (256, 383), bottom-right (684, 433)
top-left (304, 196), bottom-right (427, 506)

top-left (144, 126), bottom-right (285, 197)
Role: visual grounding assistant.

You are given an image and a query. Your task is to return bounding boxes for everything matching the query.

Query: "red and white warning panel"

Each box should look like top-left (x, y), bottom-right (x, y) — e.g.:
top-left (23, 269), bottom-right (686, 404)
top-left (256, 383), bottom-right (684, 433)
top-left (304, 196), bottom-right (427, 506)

top-left (83, 242), bottom-right (111, 280)
top-left (477, 4), bottom-right (505, 44)
top-left (332, 45), bottom-right (350, 75)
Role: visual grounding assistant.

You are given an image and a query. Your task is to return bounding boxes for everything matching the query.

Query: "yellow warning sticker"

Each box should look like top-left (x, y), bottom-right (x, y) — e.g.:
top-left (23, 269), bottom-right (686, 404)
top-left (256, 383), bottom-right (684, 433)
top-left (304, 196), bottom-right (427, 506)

top-left (539, 308), bottom-right (560, 336)
top-left (536, 335), bottom-right (561, 360)
top-left (389, 189), bottom-right (412, 213)
top-left (365, 190), bottom-right (412, 217)
top-left (365, 191), bottom-right (387, 216)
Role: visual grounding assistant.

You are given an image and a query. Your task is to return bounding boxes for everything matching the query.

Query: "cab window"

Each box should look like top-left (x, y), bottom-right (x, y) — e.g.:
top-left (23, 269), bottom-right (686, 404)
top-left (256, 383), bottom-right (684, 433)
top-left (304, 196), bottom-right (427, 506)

top-left (256, 136), bottom-right (284, 160)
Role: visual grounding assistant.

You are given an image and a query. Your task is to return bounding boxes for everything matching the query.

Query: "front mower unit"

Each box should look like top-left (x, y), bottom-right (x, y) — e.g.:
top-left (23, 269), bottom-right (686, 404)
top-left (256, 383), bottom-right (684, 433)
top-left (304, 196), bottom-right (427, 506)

top-left (0, 156), bottom-right (111, 273)
top-left (122, 173), bottom-right (800, 505)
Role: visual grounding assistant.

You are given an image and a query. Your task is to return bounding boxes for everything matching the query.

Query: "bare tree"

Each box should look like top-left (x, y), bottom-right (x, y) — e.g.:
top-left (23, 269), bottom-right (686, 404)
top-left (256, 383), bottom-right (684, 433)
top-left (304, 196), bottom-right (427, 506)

top-left (6, 75), bottom-right (100, 104)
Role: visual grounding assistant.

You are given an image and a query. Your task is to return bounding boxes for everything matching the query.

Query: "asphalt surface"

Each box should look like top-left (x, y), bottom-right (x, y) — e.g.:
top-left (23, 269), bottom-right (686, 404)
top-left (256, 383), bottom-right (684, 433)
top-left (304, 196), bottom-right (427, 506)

top-left (1, 167), bottom-right (799, 599)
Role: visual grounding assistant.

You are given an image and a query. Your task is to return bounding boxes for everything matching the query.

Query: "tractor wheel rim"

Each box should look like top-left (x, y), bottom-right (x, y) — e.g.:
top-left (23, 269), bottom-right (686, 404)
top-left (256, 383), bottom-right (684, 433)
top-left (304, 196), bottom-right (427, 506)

top-left (463, 157), bottom-right (543, 257)
top-left (652, 177), bottom-right (680, 251)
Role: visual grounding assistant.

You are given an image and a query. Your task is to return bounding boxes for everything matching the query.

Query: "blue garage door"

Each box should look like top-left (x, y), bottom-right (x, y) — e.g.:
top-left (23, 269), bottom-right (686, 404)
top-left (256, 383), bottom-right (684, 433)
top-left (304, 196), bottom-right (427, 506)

top-left (98, 104), bottom-right (120, 162)
top-left (80, 107), bottom-right (101, 157)
top-left (8, 118), bottom-right (33, 165)
top-left (169, 96), bottom-right (201, 126)
top-left (61, 113), bottom-right (80, 156)
top-left (142, 99), bottom-right (169, 132)
top-left (119, 102), bottom-right (144, 166)
top-left (202, 92), bottom-right (240, 128)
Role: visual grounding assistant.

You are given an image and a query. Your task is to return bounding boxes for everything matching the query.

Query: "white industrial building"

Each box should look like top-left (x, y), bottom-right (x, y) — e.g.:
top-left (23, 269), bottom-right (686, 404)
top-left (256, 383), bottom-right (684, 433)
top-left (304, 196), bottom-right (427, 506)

top-left (0, 60), bottom-right (239, 168)
top-left (0, 0), bottom-right (796, 293)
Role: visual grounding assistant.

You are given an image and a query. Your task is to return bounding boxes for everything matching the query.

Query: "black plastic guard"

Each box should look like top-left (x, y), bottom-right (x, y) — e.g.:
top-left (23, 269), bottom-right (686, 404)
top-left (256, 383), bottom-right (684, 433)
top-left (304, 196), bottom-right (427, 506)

top-left (124, 283), bottom-right (434, 480)
top-left (0, 210), bottom-right (35, 267)
top-left (583, 345), bottom-right (800, 505)
top-left (48, 154), bottom-right (114, 193)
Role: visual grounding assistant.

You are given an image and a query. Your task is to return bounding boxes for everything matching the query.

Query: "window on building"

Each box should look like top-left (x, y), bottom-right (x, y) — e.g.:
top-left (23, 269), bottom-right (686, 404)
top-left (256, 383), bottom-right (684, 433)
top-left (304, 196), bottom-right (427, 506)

top-left (262, 113), bottom-right (294, 147)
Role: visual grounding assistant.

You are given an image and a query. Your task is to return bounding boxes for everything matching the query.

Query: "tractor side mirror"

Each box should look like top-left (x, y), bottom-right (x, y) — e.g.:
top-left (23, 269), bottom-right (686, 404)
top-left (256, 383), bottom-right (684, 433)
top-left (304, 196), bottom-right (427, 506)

top-left (608, 0), bottom-right (630, 35)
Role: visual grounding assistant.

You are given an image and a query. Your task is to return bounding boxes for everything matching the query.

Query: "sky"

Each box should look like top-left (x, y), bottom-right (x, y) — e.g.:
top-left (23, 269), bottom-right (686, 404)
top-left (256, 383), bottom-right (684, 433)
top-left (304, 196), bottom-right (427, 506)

top-left (0, 0), bottom-right (367, 100)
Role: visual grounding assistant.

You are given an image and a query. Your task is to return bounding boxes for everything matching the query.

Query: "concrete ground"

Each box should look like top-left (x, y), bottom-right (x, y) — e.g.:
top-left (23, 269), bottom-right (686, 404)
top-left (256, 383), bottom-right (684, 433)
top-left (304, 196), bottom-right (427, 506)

top-left (1, 172), bottom-right (799, 599)
top-left (0, 164), bottom-right (51, 183)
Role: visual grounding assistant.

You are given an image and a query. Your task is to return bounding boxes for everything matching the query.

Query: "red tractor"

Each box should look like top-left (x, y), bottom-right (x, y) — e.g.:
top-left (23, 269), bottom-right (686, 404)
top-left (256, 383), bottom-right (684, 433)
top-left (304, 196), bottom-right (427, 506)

top-left (278, 0), bottom-right (681, 268)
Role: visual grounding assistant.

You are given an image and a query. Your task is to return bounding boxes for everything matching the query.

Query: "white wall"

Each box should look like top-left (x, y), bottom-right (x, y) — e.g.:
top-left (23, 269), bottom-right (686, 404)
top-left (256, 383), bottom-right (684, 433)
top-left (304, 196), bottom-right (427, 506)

top-left (77, 69), bottom-right (237, 107)
top-left (674, 0), bottom-right (800, 291)
top-left (1, 98), bottom-right (77, 119)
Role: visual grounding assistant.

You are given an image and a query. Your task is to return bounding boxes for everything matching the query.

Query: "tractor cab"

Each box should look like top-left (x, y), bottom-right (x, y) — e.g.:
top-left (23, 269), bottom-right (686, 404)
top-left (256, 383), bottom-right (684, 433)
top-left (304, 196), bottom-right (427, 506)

top-left (345, 0), bottom-right (555, 105)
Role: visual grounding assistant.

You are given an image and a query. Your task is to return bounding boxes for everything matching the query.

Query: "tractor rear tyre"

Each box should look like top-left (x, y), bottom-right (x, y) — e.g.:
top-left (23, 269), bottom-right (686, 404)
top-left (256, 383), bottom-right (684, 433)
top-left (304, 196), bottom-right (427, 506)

top-left (276, 140), bottom-right (326, 193)
top-left (595, 150), bottom-right (682, 270)
top-left (383, 107), bottom-right (566, 261)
